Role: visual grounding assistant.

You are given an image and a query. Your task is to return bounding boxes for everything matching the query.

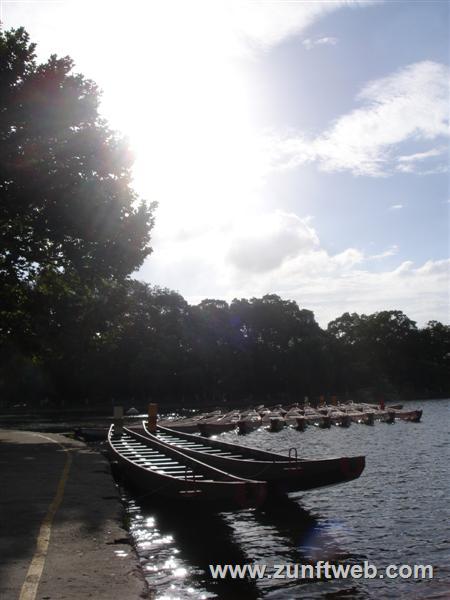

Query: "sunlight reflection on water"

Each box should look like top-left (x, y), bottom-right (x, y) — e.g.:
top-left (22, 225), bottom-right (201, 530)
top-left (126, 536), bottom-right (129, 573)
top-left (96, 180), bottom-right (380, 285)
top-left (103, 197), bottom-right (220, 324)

top-left (120, 399), bottom-right (449, 599)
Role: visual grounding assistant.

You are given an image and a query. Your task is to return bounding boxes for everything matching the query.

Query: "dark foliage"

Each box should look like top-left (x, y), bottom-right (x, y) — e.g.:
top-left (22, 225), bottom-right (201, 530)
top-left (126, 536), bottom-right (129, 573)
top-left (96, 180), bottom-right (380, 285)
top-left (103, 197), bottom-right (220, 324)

top-left (0, 28), bottom-right (155, 403)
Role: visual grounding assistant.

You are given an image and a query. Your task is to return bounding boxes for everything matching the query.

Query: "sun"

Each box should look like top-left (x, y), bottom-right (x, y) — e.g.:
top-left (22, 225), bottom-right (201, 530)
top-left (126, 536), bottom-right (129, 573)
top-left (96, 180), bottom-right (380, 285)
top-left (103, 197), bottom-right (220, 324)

top-left (96, 2), bottom-right (267, 234)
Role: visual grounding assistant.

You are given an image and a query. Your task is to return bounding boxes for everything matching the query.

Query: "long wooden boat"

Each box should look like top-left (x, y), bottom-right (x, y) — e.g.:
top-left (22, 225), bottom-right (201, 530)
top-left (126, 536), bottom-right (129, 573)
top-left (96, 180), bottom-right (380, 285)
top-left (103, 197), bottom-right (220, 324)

top-left (328, 411), bottom-right (352, 427)
top-left (284, 410), bottom-right (304, 427)
top-left (308, 414), bottom-right (332, 428)
top-left (158, 410), bottom-right (223, 433)
top-left (157, 419), bottom-right (199, 433)
top-left (198, 420), bottom-right (238, 435)
top-left (108, 425), bottom-right (267, 508)
top-left (238, 412), bottom-right (262, 434)
top-left (366, 402), bottom-right (403, 410)
top-left (295, 416), bottom-right (308, 431)
top-left (344, 410), bottom-right (375, 425)
top-left (393, 409), bottom-right (422, 422)
top-left (143, 423), bottom-right (366, 493)
top-left (261, 410), bottom-right (286, 432)
top-left (377, 410), bottom-right (396, 424)
top-left (198, 411), bottom-right (240, 436)
top-left (269, 417), bottom-right (286, 432)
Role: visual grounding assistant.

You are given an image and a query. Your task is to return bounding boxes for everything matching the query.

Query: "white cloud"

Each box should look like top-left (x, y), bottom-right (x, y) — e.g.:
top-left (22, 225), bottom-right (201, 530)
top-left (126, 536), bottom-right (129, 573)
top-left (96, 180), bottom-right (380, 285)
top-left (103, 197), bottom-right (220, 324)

top-left (396, 162), bottom-right (448, 175)
top-left (416, 259), bottom-right (450, 276)
top-left (397, 147), bottom-right (446, 163)
top-left (270, 61), bottom-right (450, 177)
top-left (317, 61), bottom-right (450, 175)
top-left (396, 146), bottom-right (448, 174)
top-left (230, 1), bottom-right (374, 54)
top-left (303, 36), bottom-right (339, 50)
top-left (389, 204), bottom-right (404, 211)
top-left (223, 253), bottom-right (450, 327)
top-left (138, 210), bottom-right (448, 327)
top-left (368, 245), bottom-right (399, 259)
top-left (227, 211), bottom-right (319, 273)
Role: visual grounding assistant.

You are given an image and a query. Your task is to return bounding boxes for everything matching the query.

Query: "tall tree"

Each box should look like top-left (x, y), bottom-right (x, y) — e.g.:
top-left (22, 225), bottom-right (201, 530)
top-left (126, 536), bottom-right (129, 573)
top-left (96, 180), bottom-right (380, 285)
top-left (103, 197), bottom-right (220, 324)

top-left (0, 28), bottom-right (155, 402)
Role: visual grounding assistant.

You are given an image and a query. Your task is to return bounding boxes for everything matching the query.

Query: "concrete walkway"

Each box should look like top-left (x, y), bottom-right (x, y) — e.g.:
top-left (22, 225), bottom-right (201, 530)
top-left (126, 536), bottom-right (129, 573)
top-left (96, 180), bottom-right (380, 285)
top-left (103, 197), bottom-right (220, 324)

top-left (0, 430), bottom-right (148, 600)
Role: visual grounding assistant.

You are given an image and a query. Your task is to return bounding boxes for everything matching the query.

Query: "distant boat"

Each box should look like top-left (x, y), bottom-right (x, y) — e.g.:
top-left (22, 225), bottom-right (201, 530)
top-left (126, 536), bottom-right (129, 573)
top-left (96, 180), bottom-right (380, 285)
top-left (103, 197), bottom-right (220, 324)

top-left (158, 410), bottom-right (222, 433)
top-left (143, 423), bottom-right (366, 493)
top-left (108, 425), bottom-right (267, 509)
top-left (393, 409), bottom-right (422, 422)
top-left (198, 410), bottom-right (240, 436)
top-left (260, 410), bottom-right (285, 430)
top-left (269, 416), bottom-right (286, 432)
top-left (284, 409), bottom-right (304, 427)
top-left (303, 408), bottom-right (332, 428)
top-left (237, 411), bottom-right (262, 434)
top-left (328, 410), bottom-right (352, 427)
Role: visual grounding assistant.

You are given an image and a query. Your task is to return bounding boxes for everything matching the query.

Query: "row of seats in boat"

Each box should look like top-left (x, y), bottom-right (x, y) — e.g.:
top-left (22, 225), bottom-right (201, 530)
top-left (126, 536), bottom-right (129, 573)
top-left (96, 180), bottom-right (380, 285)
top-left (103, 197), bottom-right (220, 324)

top-left (156, 431), bottom-right (248, 460)
top-left (113, 434), bottom-right (209, 480)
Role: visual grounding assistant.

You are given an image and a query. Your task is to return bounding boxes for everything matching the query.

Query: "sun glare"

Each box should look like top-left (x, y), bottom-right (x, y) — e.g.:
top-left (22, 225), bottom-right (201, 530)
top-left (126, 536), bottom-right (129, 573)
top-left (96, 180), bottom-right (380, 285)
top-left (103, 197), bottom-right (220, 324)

top-left (4, 0), bottom-right (271, 243)
top-left (94, 1), bottom-right (267, 233)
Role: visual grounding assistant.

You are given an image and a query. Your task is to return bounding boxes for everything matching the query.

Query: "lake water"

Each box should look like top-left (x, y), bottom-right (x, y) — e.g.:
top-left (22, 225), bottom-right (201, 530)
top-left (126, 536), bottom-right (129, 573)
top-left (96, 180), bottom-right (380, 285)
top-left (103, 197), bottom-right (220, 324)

top-left (122, 399), bottom-right (449, 599)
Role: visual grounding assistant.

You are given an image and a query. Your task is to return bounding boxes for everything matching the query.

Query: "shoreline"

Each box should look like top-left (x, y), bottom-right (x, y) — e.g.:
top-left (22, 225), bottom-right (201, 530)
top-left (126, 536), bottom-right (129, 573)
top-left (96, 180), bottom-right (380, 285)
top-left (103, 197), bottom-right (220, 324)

top-left (0, 429), bottom-right (148, 600)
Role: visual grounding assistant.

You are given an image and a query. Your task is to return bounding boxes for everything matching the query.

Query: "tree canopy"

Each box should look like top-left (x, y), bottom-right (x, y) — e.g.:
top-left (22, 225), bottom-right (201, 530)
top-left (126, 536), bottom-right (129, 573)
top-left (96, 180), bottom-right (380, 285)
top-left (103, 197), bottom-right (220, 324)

top-left (0, 27), bottom-right (155, 401)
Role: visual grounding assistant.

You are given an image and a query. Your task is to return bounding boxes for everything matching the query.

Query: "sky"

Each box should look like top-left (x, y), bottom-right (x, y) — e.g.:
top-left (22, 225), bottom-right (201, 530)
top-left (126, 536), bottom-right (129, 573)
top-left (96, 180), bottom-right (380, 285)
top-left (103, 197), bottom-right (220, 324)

top-left (3, 0), bottom-right (449, 327)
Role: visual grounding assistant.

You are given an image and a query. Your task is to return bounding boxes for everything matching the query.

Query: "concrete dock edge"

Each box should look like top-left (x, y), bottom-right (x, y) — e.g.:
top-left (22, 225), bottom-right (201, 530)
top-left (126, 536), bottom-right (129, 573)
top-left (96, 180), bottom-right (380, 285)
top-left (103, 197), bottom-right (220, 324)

top-left (0, 429), bottom-right (149, 600)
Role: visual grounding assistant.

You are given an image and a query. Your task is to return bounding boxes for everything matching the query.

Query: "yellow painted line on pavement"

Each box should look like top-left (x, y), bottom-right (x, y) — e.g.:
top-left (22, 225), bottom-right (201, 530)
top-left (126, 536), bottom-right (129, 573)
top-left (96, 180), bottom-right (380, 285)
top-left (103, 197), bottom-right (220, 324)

top-left (19, 433), bottom-right (73, 600)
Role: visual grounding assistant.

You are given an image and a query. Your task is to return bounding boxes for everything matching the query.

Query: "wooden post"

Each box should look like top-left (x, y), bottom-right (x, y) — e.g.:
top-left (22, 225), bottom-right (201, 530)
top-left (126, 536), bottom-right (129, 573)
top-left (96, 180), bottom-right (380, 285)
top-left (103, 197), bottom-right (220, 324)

top-left (148, 403), bottom-right (158, 433)
top-left (331, 395), bottom-right (337, 406)
top-left (113, 406), bottom-right (124, 436)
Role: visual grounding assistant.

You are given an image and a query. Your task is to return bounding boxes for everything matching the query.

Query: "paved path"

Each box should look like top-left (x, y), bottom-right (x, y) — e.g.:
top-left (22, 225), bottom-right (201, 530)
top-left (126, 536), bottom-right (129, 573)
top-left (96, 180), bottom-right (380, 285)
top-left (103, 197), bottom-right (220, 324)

top-left (0, 430), bottom-right (147, 600)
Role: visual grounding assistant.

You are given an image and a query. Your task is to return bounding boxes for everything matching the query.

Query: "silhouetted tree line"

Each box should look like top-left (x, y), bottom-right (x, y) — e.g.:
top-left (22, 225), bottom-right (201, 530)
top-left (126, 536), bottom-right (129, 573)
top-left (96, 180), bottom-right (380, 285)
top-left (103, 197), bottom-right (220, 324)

top-left (1, 28), bottom-right (449, 408)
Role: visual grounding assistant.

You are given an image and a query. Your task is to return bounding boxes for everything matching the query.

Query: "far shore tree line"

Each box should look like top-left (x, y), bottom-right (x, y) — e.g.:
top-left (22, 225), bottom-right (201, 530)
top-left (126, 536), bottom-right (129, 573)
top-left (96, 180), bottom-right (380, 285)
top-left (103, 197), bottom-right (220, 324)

top-left (1, 27), bottom-right (449, 409)
top-left (2, 281), bottom-right (450, 407)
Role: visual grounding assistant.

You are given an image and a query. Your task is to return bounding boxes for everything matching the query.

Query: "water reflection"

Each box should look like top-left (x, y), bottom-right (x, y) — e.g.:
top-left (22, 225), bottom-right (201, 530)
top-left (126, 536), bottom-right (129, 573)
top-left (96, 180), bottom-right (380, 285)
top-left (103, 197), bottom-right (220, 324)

top-left (124, 494), bottom-right (261, 599)
top-left (119, 399), bottom-right (449, 599)
top-left (123, 489), bottom-right (352, 599)
top-left (124, 492), bottom-right (372, 599)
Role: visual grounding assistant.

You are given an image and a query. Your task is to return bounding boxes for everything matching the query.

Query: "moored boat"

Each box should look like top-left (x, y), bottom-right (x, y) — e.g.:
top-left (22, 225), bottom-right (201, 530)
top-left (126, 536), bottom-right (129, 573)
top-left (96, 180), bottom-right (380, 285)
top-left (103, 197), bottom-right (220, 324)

top-left (158, 410), bottom-right (221, 433)
top-left (198, 420), bottom-right (238, 435)
top-left (303, 408), bottom-right (331, 428)
top-left (238, 411), bottom-right (262, 434)
top-left (329, 411), bottom-right (352, 427)
top-left (198, 411), bottom-right (240, 436)
top-left (108, 425), bottom-right (267, 509)
top-left (295, 416), bottom-right (308, 431)
top-left (342, 405), bottom-right (375, 425)
top-left (261, 410), bottom-right (285, 430)
top-left (144, 423), bottom-right (366, 493)
top-left (284, 410), bottom-right (304, 427)
top-left (269, 416), bottom-right (286, 432)
top-left (377, 410), bottom-right (396, 424)
top-left (393, 409), bottom-right (422, 422)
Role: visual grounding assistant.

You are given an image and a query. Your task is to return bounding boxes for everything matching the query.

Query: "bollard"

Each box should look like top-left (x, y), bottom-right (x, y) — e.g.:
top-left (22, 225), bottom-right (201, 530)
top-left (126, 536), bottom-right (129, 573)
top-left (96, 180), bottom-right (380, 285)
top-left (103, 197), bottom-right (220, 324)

top-left (113, 405), bottom-right (124, 436)
top-left (147, 403), bottom-right (158, 433)
top-left (331, 395), bottom-right (337, 406)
